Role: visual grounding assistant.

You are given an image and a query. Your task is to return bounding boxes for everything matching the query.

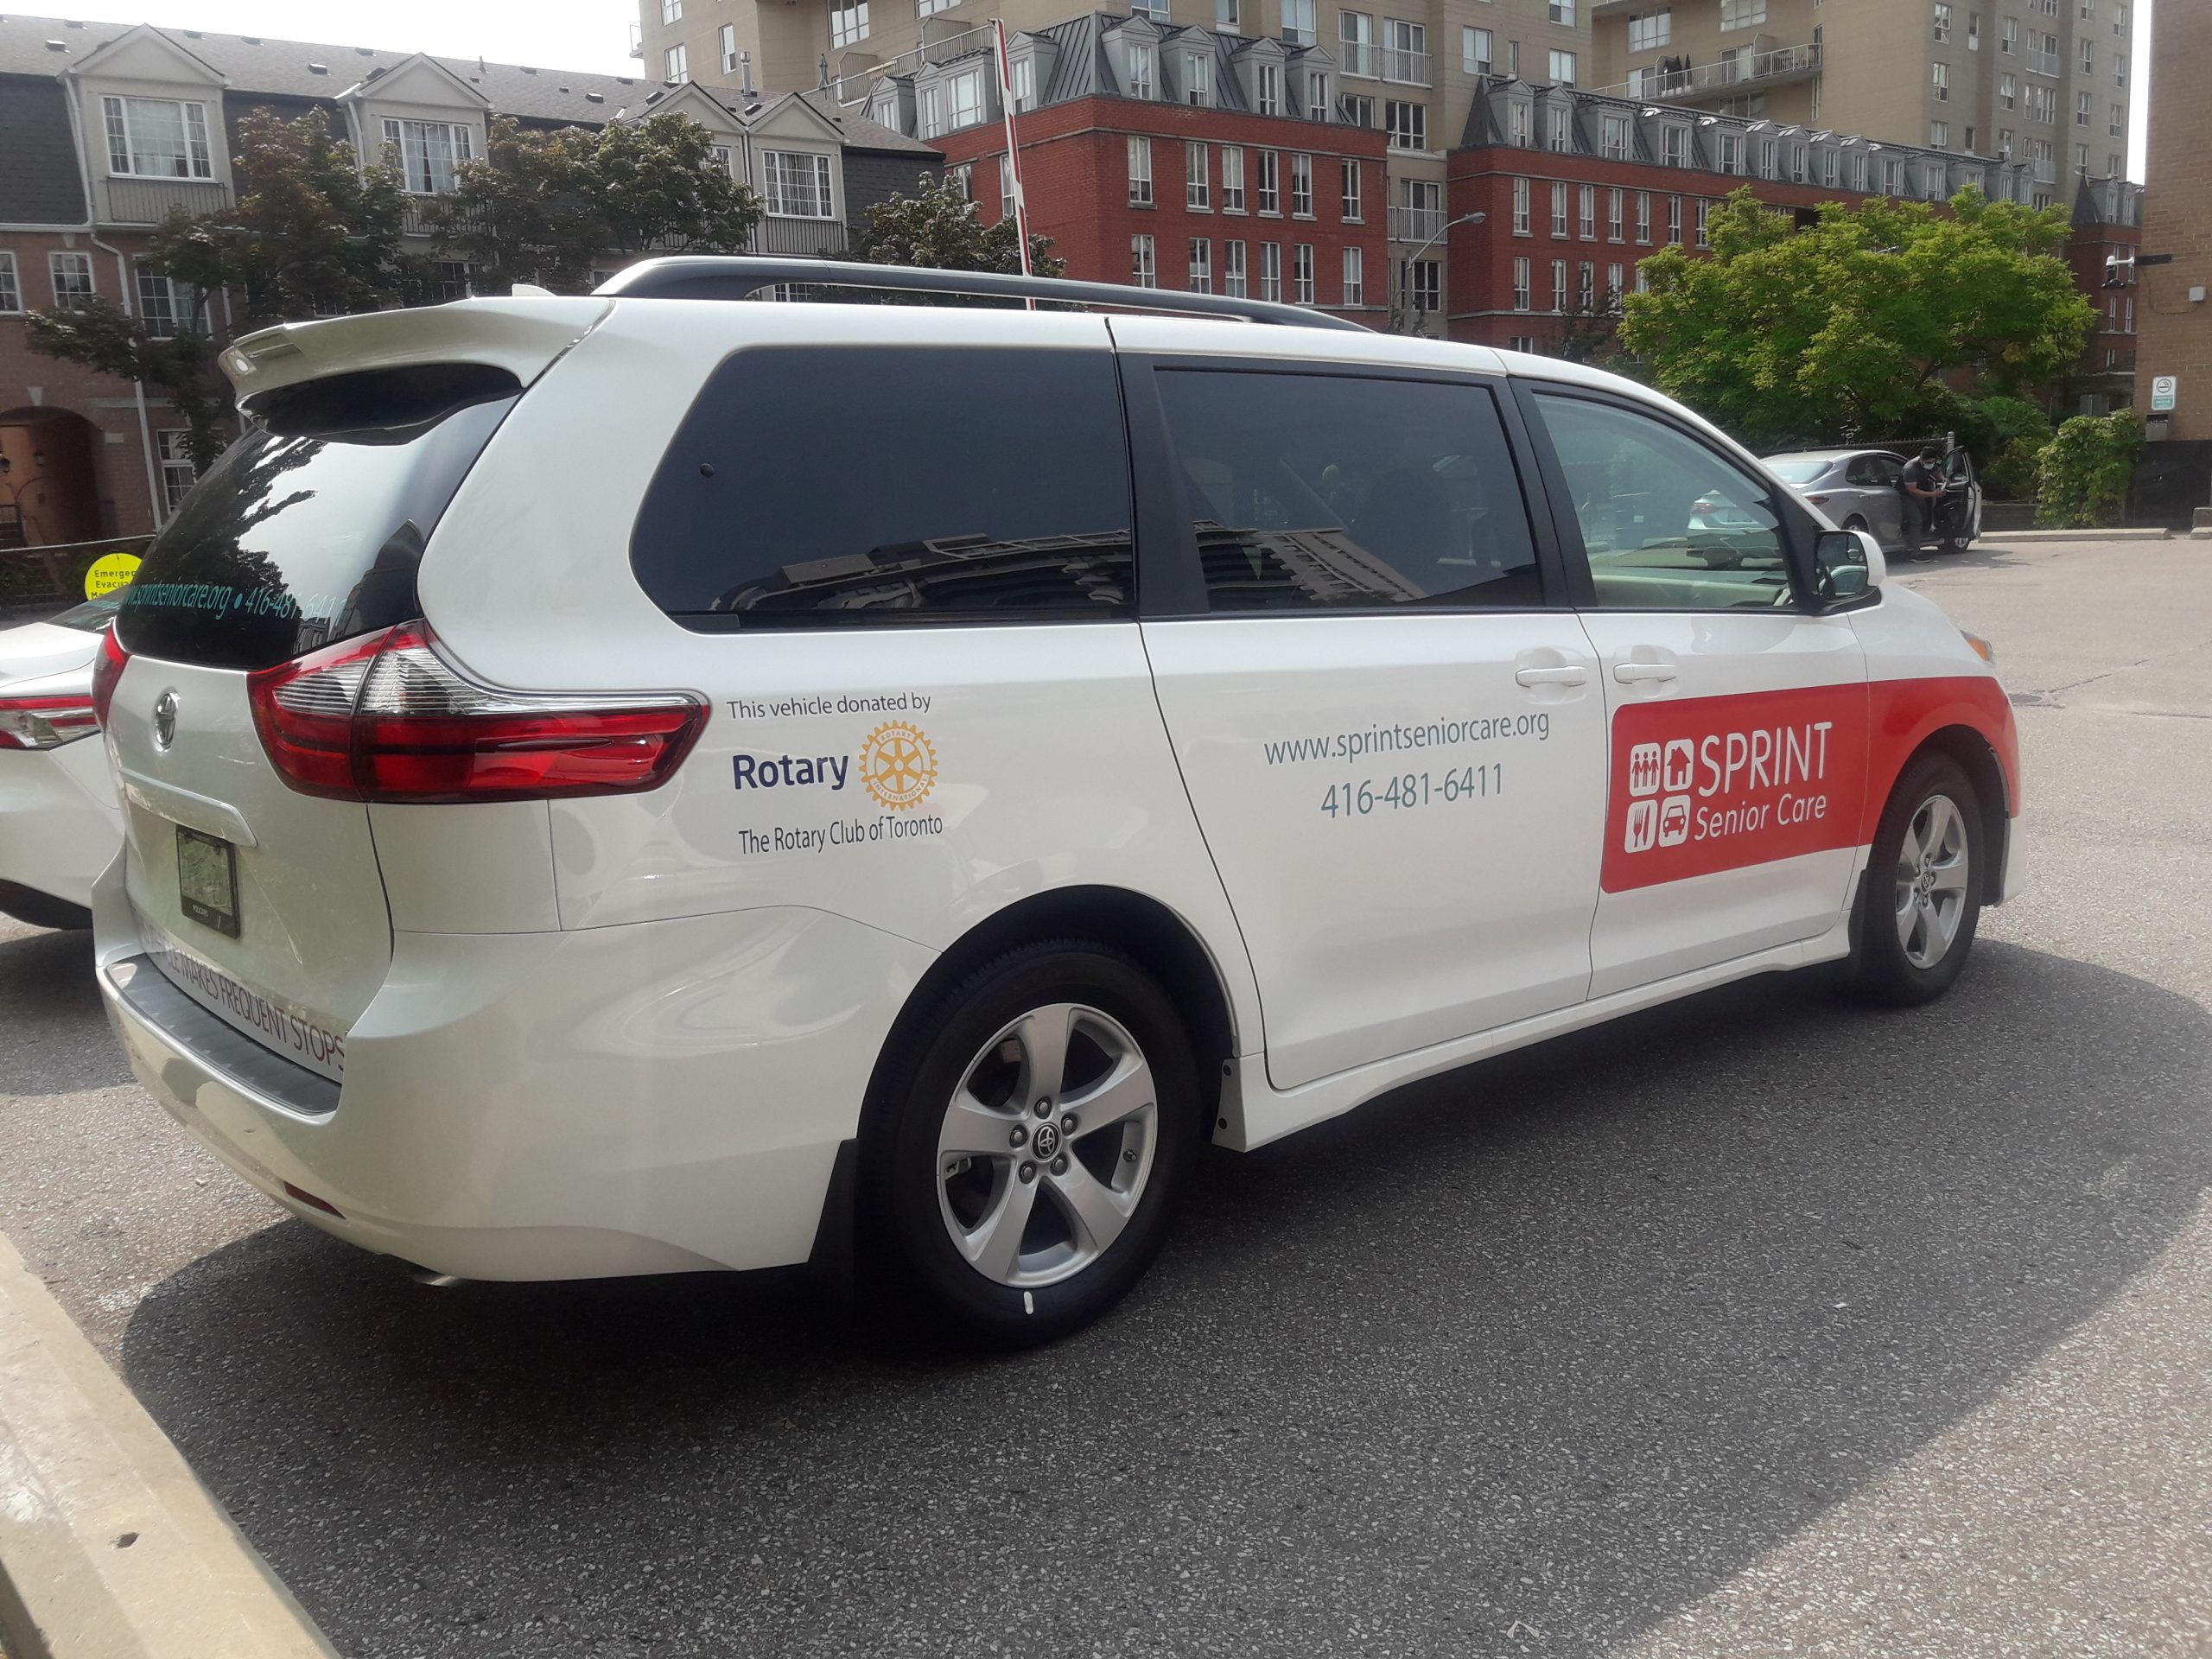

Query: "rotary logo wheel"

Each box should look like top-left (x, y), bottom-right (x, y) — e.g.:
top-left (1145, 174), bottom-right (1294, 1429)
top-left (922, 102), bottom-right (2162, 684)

top-left (860, 721), bottom-right (938, 810)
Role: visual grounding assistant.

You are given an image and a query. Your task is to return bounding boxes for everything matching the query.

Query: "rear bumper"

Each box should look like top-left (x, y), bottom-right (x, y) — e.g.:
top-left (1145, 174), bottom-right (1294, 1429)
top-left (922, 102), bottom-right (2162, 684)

top-left (0, 739), bottom-right (122, 918)
top-left (94, 865), bottom-right (936, 1280)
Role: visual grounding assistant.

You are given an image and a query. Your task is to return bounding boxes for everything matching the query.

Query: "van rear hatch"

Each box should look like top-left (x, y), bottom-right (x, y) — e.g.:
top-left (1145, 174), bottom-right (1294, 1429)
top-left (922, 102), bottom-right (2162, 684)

top-left (105, 299), bottom-right (605, 1085)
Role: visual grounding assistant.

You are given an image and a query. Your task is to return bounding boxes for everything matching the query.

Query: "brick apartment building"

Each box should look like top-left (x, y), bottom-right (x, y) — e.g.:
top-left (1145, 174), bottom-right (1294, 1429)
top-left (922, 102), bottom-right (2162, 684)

top-left (2133, 0), bottom-right (2209, 450)
top-left (917, 12), bottom-right (1390, 319)
top-left (0, 15), bottom-right (936, 550)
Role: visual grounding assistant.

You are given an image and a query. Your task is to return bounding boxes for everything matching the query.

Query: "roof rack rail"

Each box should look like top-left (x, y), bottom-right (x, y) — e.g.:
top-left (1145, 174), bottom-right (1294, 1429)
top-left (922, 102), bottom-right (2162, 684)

top-left (593, 256), bottom-right (1370, 334)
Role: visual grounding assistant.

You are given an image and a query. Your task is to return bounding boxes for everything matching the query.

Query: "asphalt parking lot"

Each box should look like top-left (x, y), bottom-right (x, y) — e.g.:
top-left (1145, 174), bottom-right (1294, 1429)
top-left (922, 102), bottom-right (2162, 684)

top-left (3, 537), bottom-right (2210, 1659)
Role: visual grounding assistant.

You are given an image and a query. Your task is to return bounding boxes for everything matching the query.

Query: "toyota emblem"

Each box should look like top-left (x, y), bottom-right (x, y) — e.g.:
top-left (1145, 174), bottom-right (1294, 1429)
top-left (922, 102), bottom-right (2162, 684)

top-left (152, 690), bottom-right (178, 751)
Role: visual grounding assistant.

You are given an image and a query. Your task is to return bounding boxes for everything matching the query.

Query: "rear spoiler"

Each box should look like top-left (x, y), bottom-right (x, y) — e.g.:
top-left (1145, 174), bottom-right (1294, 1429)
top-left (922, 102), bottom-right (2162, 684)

top-left (220, 297), bottom-right (611, 411)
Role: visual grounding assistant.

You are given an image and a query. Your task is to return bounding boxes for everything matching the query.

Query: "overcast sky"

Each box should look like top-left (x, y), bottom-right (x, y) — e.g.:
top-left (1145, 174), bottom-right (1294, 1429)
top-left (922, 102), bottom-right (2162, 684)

top-left (29, 0), bottom-right (2158, 178)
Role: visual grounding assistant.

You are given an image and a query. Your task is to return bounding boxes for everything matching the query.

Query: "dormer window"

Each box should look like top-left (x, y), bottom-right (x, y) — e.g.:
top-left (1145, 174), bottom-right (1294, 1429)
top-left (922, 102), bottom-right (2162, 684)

top-left (1256, 61), bottom-right (1281, 115)
top-left (762, 151), bottom-right (835, 218)
top-left (1186, 52), bottom-right (1213, 105)
top-left (1012, 55), bottom-right (1035, 110)
top-left (1547, 105), bottom-right (1570, 151)
top-left (1127, 41), bottom-right (1157, 99)
top-left (1509, 100), bottom-right (1529, 146)
top-left (1306, 69), bottom-right (1330, 119)
top-left (1662, 124), bottom-right (1686, 166)
top-left (103, 96), bottom-right (213, 180)
top-left (1601, 113), bottom-right (1629, 158)
top-left (383, 118), bottom-right (475, 194)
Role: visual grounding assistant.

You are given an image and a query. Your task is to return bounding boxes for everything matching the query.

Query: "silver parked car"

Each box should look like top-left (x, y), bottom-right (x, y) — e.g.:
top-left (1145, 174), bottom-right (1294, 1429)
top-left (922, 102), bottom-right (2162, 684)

top-left (1765, 448), bottom-right (1982, 557)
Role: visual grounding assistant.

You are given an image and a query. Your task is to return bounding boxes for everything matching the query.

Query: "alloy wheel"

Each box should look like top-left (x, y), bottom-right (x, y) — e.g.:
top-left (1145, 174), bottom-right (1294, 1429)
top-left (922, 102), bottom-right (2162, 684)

top-left (1894, 791), bottom-right (1971, 969)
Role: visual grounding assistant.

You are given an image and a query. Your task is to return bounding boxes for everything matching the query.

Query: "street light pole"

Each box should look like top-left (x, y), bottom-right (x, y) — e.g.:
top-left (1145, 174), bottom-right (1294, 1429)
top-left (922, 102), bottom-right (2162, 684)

top-left (1396, 210), bottom-right (1484, 334)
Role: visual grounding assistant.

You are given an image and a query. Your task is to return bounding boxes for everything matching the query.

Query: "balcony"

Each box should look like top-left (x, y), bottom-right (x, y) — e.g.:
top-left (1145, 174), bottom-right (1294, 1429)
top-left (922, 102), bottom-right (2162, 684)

top-left (1593, 41), bottom-right (1821, 103)
top-left (102, 176), bottom-right (228, 227)
top-left (1388, 204), bottom-right (1446, 243)
top-left (1380, 45), bottom-right (1430, 86)
top-left (1338, 40), bottom-right (1375, 78)
top-left (750, 216), bottom-right (850, 257)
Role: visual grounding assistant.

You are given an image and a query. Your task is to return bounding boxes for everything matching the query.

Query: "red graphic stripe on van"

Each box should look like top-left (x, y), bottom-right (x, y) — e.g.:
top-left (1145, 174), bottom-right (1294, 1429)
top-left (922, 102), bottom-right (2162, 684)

top-left (248, 622), bottom-right (707, 804)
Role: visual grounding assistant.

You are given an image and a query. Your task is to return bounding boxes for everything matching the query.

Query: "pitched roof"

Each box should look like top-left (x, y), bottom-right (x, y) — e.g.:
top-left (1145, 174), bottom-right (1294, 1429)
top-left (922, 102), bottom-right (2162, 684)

top-left (0, 14), bottom-right (651, 125)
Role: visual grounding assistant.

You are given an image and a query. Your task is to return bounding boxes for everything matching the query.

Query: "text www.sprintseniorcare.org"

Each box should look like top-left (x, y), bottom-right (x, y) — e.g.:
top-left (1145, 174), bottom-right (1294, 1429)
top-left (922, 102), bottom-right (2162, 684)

top-left (1262, 711), bottom-right (1551, 766)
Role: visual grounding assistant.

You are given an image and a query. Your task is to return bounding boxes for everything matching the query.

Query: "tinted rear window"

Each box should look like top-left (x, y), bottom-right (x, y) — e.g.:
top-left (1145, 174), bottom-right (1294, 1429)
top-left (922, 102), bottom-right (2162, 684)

top-left (630, 345), bottom-right (1134, 626)
top-left (117, 382), bottom-right (516, 671)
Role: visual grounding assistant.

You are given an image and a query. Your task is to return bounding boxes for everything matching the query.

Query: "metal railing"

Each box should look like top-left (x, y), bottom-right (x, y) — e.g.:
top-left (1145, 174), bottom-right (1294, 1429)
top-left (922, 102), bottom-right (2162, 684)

top-left (1388, 204), bottom-right (1446, 242)
top-left (103, 177), bottom-right (228, 227)
top-left (1338, 39), bottom-right (1375, 77)
top-left (1380, 46), bottom-right (1431, 86)
top-left (1597, 41), bottom-right (1821, 101)
top-left (749, 216), bottom-right (851, 257)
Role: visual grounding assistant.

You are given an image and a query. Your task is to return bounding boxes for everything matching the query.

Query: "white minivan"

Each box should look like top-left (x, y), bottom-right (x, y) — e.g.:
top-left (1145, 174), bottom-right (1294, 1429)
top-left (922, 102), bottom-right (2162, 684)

top-left (92, 259), bottom-right (2022, 1344)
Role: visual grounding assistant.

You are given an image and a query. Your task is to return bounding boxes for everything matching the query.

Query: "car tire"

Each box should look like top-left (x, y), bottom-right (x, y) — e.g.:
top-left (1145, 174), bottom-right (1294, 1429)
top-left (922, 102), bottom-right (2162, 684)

top-left (1847, 753), bottom-right (1985, 1006)
top-left (1843, 516), bottom-right (1870, 535)
top-left (861, 940), bottom-right (1200, 1348)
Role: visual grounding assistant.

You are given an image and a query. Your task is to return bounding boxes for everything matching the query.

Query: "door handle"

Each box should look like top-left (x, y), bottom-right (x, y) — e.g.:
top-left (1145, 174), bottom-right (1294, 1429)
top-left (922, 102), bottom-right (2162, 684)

top-left (1613, 662), bottom-right (1679, 684)
top-left (1514, 665), bottom-right (1588, 687)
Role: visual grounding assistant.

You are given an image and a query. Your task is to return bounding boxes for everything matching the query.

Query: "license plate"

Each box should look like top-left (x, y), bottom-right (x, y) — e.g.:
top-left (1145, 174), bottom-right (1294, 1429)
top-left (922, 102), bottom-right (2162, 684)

top-left (175, 825), bottom-right (240, 939)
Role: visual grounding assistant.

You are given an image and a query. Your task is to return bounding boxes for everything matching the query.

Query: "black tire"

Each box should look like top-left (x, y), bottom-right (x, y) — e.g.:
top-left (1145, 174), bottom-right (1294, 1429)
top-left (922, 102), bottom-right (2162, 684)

top-left (861, 941), bottom-right (1200, 1348)
top-left (1842, 516), bottom-right (1870, 534)
top-left (1848, 753), bottom-right (1985, 1006)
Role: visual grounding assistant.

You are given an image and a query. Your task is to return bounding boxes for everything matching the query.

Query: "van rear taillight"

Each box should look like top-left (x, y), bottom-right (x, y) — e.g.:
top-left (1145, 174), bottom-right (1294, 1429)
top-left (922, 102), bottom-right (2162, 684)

top-left (247, 622), bottom-right (706, 804)
top-left (89, 626), bottom-right (127, 730)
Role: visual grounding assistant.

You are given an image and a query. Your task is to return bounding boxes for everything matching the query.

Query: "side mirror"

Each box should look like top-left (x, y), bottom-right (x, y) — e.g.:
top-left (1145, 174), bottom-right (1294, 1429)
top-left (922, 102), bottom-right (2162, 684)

top-left (1811, 528), bottom-right (1884, 604)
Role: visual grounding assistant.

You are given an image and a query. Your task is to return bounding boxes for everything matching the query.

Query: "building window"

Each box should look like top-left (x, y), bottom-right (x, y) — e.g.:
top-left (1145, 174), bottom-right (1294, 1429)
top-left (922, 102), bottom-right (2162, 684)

top-left (1636, 190), bottom-right (1651, 243)
top-left (2074, 142), bottom-right (2089, 171)
top-left (1130, 0), bottom-right (1167, 18)
top-left (1223, 145), bottom-right (1247, 211)
top-left (102, 96), bottom-right (213, 180)
top-left (664, 43), bottom-right (688, 82)
top-left (1579, 184), bottom-right (1595, 239)
top-left (2000, 72), bottom-right (2017, 108)
top-left (1386, 100), bottom-right (1426, 151)
top-left (1932, 60), bottom-right (1949, 99)
top-left (1261, 241), bottom-right (1282, 301)
top-left (1549, 49), bottom-right (1577, 86)
top-left (1188, 142), bottom-right (1211, 209)
top-left (1666, 194), bottom-right (1681, 244)
top-left (1934, 3), bottom-right (1952, 40)
top-left (1607, 187), bottom-right (1623, 239)
top-left (1000, 153), bottom-right (1016, 215)
top-left (1578, 261), bottom-right (1595, 309)
top-left (831, 0), bottom-right (870, 44)
top-left (1550, 257), bottom-right (1567, 311)
top-left (48, 252), bottom-right (95, 312)
top-left (1224, 238), bottom-right (1249, 296)
top-left (1339, 92), bottom-right (1376, 127)
top-left (1968, 10), bottom-right (1981, 47)
top-left (1382, 18), bottom-right (1426, 82)
top-left (1550, 0), bottom-right (1575, 19)
top-left (1341, 158), bottom-right (1363, 220)
top-left (718, 23), bottom-right (739, 73)
top-left (1132, 233), bottom-right (1158, 287)
top-left (1791, 142), bottom-right (1807, 181)
top-left (1464, 26), bottom-right (1492, 73)
top-left (1128, 136), bottom-right (1154, 206)
top-left (1602, 114), bottom-right (1630, 161)
top-left (1719, 132), bottom-right (1741, 175)
top-left (1257, 149), bottom-right (1280, 213)
top-left (947, 163), bottom-right (973, 203)
top-left (0, 253), bottom-right (18, 315)
top-left (1283, 0), bottom-right (1318, 46)
top-left (1009, 54), bottom-right (1033, 108)
top-left (1293, 243), bottom-right (1315, 304)
top-left (1402, 257), bottom-right (1439, 313)
top-left (763, 150), bottom-right (835, 217)
top-left (382, 118), bottom-right (476, 194)
top-left (1550, 181), bottom-right (1568, 236)
top-left (2000, 16), bottom-right (2017, 52)
top-left (1629, 9), bottom-right (1671, 49)
top-left (1291, 152), bottom-right (1313, 216)
top-left (2114, 52), bottom-right (2126, 86)
top-left (1931, 119), bottom-right (1951, 147)
top-left (1306, 70), bottom-right (1330, 118)
top-left (1187, 51), bottom-right (1216, 105)
top-left (1548, 106), bottom-right (1571, 152)
top-left (1508, 335), bottom-right (1536, 353)
top-left (1217, 0), bottom-right (1240, 28)
top-left (2080, 36), bottom-right (2094, 73)
top-left (1256, 61), bottom-right (1281, 115)
top-left (1342, 245), bottom-right (1364, 305)
top-left (1694, 199), bottom-right (1710, 247)
top-left (2110, 103), bottom-right (2125, 137)
top-left (1662, 125), bottom-right (1686, 167)
top-left (1510, 101), bottom-right (1530, 146)
top-left (1606, 263), bottom-right (1624, 308)
top-left (1512, 178), bottom-right (1530, 234)
top-left (1127, 41), bottom-right (1156, 99)
top-left (137, 265), bottom-right (201, 336)
top-left (156, 430), bottom-right (198, 512)
top-left (1512, 257), bottom-right (1530, 310)
top-left (1190, 237), bottom-right (1212, 292)
top-left (661, 0), bottom-right (681, 19)
top-left (1340, 10), bottom-right (1373, 76)
top-left (1719, 0), bottom-right (1765, 26)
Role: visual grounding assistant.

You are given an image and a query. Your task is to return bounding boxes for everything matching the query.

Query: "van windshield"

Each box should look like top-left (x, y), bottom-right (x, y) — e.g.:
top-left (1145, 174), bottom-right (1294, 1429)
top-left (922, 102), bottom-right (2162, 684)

top-left (117, 392), bottom-right (514, 671)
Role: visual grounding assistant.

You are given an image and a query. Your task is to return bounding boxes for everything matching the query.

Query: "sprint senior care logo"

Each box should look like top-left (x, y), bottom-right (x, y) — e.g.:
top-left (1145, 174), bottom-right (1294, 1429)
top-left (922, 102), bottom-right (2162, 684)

top-left (1622, 739), bottom-right (1698, 854)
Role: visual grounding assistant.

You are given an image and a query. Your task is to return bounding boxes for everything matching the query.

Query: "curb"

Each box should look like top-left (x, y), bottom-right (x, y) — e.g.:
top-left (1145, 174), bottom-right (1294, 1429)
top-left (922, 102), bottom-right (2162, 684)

top-left (1993, 528), bottom-right (2173, 542)
top-left (0, 1230), bottom-right (336, 1659)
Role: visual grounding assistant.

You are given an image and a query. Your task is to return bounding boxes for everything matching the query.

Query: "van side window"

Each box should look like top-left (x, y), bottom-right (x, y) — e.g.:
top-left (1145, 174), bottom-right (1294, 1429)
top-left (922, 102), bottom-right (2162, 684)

top-left (632, 346), bottom-right (1134, 625)
top-left (1152, 369), bottom-right (1542, 612)
top-left (1532, 392), bottom-right (1794, 612)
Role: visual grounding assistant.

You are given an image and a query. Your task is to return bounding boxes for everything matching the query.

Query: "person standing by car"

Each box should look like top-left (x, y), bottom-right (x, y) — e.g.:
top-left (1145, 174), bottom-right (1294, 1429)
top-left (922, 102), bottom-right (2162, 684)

top-left (1901, 444), bottom-right (1946, 547)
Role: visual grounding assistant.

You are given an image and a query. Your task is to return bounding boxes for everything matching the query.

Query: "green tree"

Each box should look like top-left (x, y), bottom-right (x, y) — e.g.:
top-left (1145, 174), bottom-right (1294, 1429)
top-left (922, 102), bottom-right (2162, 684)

top-left (1618, 187), bottom-right (2094, 450)
top-left (855, 175), bottom-right (1064, 280)
top-left (422, 112), bottom-right (763, 295)
top-left (23, 302), bottom-right (231, 472)
top-left (2036, 410), bottom-right (2143, 527)
top-left (146, 106), bottom-right (423, 328)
